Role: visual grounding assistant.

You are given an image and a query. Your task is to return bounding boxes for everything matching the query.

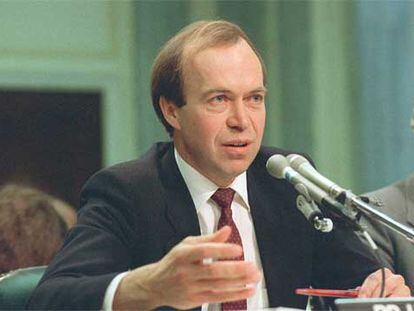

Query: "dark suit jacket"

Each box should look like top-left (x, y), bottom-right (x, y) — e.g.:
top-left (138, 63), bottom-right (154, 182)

top-left (27, 142), bottom-right (380, 310)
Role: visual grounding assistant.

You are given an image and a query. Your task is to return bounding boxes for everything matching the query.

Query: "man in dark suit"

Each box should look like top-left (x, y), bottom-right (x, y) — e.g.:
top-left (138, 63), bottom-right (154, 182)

top-left (28, 20), bottom-right (410, 310)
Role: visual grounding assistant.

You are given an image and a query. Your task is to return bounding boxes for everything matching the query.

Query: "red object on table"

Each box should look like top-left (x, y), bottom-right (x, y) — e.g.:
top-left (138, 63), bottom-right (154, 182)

top-left (295, 288), bottom-right (359, 298)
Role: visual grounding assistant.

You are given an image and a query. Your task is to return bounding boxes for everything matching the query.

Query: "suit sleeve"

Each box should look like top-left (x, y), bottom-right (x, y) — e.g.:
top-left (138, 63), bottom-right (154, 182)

top-left (27, 169), bottom-right (137, 310)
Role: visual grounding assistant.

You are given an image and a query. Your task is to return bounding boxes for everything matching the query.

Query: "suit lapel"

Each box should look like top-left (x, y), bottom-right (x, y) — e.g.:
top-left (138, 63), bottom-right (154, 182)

top-left (247, 166), bottom-right (283, 306)
top-left (158, 144), bottom-right (201, 251)
top-left (247, 156), bottom-right (310, 308)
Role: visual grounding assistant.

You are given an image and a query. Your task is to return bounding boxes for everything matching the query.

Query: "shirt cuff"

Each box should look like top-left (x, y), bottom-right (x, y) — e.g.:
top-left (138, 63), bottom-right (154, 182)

top-left (102, 272), bottom-right (128, 311)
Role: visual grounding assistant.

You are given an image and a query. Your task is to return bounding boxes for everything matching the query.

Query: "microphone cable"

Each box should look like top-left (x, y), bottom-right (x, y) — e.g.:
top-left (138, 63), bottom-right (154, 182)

top-left (361, 230), bottom-right (386, 298)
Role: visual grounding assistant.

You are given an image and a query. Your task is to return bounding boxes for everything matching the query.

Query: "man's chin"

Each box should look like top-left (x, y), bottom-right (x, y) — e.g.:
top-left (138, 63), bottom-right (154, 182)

top-left (223, 161), bottom-right (252, 177)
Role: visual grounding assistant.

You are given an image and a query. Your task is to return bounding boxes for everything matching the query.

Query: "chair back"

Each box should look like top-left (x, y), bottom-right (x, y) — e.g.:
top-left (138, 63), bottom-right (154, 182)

top-left (0, 266), bottom-right (46, 310)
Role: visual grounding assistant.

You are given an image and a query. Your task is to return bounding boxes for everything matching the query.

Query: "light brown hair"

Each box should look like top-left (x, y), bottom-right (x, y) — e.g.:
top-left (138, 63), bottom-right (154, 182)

top-left (151, 20), bottom-right (267, 136)
top-left (0, 185), bottom-right (71, 273)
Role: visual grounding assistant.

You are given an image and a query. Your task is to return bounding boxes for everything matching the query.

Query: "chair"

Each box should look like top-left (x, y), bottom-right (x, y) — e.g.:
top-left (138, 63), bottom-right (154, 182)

top-left (0, 266), bottom-right (46, 310)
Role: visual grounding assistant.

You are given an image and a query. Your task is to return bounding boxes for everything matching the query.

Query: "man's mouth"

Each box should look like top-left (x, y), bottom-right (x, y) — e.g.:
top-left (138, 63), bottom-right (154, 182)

top-left (223, 141), bottom-right (249, 147)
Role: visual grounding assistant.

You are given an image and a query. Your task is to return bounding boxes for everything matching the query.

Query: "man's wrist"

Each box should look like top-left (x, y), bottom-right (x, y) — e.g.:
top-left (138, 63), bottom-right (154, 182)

top-left (103, 272), bottom-right (128, 310)
top-left (112, 264), bottom-right (161, 310)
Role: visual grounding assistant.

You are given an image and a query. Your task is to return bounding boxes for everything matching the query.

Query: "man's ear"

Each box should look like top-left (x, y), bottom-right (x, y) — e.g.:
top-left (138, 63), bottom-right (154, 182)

top-left (159, 96), bottom-right (181, 130)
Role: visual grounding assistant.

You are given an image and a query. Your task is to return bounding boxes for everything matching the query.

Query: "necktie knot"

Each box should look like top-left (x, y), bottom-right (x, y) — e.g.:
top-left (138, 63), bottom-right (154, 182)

top-left (211, 188), bottom-right (235, 210)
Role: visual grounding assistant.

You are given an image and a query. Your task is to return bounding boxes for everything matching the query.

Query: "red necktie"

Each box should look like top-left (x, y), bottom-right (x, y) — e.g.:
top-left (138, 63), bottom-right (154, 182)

top-left (211, 188), bottom-right (247, 311)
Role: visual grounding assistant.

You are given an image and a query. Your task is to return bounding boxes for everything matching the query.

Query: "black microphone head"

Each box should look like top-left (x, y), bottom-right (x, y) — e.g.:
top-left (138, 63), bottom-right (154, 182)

top-left (266, 154), bottom-right (289, 179)
top-left (287, 154), bottom-right (309, 170)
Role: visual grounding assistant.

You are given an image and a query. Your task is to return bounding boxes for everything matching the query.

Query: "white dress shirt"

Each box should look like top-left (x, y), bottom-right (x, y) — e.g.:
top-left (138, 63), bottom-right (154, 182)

top-left (103, 148), bottom-right (268, 310)
top-left (175, 149), bottom-right (269, 311)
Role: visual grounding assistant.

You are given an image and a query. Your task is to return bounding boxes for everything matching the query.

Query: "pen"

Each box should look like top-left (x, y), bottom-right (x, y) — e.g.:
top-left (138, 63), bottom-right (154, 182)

top-left (295, 288), bottom-right (359, 298)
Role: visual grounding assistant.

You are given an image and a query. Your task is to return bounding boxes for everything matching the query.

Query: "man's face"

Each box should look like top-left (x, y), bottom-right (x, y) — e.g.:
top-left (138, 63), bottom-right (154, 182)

top-left (169, 39), bottom-right (266, 187)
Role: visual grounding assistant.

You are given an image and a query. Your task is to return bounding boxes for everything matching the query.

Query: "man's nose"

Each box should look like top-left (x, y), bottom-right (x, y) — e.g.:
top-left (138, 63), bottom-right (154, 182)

top-left (227, 100), bottom-right (249, 131)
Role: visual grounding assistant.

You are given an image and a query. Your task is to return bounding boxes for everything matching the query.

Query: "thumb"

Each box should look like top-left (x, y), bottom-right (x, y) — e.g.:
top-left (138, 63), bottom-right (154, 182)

top-left (210, 226), bottom-right (232, 242)
top-left (185, 226), bottom-right (232, 244)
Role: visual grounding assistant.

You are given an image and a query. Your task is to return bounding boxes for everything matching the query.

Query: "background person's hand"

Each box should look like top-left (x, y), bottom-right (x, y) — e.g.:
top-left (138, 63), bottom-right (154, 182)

top-left (113, 226), bottom-right (261, 310)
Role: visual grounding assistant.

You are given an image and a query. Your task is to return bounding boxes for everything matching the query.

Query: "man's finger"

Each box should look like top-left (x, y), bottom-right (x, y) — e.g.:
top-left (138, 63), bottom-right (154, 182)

top-left (195, 277), bottom-right (258, 292)
top-left (183, 226), bottom-right (232, 245)
top-left (196, 261), bottom-right (260, 281)
top-left (388, 284), bottom-right (411, 297)
top-left (358, 268), bottom-right (408, 298)
top-left (358, 268), bottom-right (391, 298)
top-left (194, 263), bottom-right (261, 290)
top-left (383, 274), bottom-right (411, 297)
top-left (180, 242), bottom-right (243, 262)
top-left (196, 286), bottom-right (256, 305)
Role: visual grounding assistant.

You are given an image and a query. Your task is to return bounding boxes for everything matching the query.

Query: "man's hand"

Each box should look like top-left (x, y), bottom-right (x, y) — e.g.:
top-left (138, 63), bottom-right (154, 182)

top-left (358, 268), bottom-right (411, 298)
top-left (113, 226), bottom-right (261, 310)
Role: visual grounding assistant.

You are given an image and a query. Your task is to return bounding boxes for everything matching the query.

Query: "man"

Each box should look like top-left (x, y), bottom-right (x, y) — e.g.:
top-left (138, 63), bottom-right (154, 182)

top-left (361, 110), bottom-right (414, 292)
top-left (0, 184), bottom-right (75, 274)
top-left (28, 20), bottom-right (410, 310)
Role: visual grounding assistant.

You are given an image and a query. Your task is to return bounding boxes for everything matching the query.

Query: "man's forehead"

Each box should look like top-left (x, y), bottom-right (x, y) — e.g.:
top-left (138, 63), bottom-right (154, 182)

top-left (182, 39), bottom-right (261, 76)
top-left (183, 38), bottom-right (247, 61)
top-left (199, 87), bottom-right (267, 99)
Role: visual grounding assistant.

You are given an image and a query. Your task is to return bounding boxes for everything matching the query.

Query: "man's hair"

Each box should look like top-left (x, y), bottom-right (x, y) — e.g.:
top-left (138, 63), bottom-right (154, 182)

top-left (151, 20), bottom-right (267, 136)
top-left (0, 185), bottom-right (71, 273)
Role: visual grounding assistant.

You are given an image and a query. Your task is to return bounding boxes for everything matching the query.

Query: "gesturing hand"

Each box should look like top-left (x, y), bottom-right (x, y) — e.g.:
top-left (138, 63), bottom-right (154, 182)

top-left (113, 226), bottom-right (261, 310)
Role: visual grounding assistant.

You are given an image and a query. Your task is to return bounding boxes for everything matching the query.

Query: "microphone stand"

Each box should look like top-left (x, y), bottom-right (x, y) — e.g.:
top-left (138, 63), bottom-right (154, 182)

top-left (327, 191), bottom-right (414, 299)
top-left (296, 194), bottom-right (333, 233)
top-left (304, 198), bottom-right (387, 309)
top-left (324, 191), bottom-right (414, 301)
top-left (293, 182), bottom-right (333, 233)
top-left (305, 190), bottom-right (389, 302)
top-left (340, 192), bottom-right (414, 243)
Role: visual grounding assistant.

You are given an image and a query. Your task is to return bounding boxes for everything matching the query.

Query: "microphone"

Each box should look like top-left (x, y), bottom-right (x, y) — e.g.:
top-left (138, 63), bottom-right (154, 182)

top-left (266, 154), bottom-right (333, 232)
top-left (267, 154), bottom-right (360, 230)
top-left (280, 155), bottom-right (414, 241)
top-left (267, 154), bottom-right (331, 204)
top-left (286, 154), bottom-right (349, 201)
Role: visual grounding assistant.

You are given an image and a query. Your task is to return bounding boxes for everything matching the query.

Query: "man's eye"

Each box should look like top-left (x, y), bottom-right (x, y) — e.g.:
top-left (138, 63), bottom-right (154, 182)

top-left (251, 94), bottom-right (264, 103)
top-left (211, 95), bottom-right (227, 103)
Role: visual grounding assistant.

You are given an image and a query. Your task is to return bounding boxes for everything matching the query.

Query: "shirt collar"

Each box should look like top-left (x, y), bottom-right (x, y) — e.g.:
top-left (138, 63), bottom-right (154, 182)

top-left (174, 148), bottom-right (250, 211)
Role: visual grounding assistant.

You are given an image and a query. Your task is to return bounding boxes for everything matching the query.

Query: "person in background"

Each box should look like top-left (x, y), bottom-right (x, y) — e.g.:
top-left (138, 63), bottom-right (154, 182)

top-left (0, 184), bottom-right (76, 274)
top-left (362, 110), bottom-right (414, 292)
top-left (28, 20), bottom-right (409, 311)
top-left (50, 196), bottom-right (77, 229)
